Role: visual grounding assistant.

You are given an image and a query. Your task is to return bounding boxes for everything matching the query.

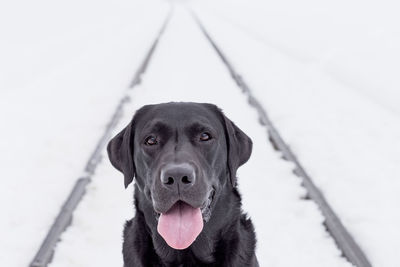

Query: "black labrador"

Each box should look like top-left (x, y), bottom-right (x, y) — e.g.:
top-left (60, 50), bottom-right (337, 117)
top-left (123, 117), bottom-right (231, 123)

top-left (107, 102), bottom-right (259, 267)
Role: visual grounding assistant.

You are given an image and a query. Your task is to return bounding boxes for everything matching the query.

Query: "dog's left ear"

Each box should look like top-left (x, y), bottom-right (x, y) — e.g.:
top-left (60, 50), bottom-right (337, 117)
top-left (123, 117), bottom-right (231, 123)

top-left (221, 112), bottom-right (253, 187)
top-left (107, 122), bottom-right (137, 189)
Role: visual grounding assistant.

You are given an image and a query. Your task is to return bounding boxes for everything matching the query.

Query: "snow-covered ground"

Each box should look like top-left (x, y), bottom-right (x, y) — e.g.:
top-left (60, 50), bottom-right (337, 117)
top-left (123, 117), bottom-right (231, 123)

top-left (191, 1), bottom-right (400, 266)
top-left (191, 0), bottom-right (400, 116)
top-left (1, 0), bottom-right (399, 266)
top-left (0, 0), bottom-right (169, 266)
top-left (49, 7), bottom-right (351, 267)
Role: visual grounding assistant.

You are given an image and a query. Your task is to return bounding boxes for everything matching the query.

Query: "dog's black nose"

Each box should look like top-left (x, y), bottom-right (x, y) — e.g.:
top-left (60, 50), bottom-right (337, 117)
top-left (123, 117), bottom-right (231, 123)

top-left (161, 163), bottom-right (196, 190)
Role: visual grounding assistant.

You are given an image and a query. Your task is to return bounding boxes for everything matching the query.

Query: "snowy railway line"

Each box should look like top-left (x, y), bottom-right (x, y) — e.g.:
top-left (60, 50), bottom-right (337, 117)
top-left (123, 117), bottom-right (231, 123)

top-left (28, 12), bottom-right (172, 267)
top-left (29, 6), bottom-right (372, 267)
top-left (191, 12), bottom-right (372, 267)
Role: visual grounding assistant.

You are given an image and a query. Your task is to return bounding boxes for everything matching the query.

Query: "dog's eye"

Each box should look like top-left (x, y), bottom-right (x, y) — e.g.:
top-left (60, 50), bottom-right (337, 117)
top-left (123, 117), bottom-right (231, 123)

top-left (200, 132), bottom-right (212, 141)
top-left (145, 136), bottom-right (158, 146)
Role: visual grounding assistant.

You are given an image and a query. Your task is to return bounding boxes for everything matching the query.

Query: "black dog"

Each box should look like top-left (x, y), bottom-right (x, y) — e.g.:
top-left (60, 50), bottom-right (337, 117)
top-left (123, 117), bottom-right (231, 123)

top-left (107, 102), bottom-right (259, 267)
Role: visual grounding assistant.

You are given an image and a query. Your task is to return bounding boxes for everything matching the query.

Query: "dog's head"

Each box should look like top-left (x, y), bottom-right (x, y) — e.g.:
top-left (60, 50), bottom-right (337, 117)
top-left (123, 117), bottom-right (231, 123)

top-left (107, 102), bottom-right (252, 250)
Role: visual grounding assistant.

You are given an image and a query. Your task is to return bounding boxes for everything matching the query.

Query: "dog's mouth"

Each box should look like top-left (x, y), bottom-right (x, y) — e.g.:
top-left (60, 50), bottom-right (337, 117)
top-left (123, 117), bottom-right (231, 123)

top-left (200, 187), bottom-right (215, 222)
top-left (154, 188), bottom-right (216, 220)
top-left (155, 188), bottom-right (215, 250)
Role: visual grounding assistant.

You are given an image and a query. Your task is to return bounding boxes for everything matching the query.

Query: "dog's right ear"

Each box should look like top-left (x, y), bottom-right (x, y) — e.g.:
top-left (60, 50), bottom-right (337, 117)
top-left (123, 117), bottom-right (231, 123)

top-left (107, 122), bottom-right (136, 189)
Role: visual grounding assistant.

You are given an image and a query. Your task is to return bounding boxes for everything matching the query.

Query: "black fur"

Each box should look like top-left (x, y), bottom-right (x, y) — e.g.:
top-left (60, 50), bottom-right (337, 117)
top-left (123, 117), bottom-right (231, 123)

top-left (108, 102), bottom-right (259, 267)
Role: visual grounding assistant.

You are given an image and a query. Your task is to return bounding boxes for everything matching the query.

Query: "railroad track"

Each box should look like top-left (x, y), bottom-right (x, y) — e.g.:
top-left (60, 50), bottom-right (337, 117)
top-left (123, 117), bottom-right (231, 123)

top-left (191, 10), bottom-right (372, 267)
top-left (28, 11), bottom-right (172, 267)
top-left (29, 6), bottom-right (371, 267)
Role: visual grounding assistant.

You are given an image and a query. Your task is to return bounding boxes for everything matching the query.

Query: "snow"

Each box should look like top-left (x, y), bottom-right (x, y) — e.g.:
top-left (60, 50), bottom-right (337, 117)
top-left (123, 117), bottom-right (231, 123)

top-left (0, 0), bottom-right (169, 266)
top-left (1, 0), bottom-right (398, 266)
top-left (191, 2), bottom-right (400, 266)
top-left (49, 7), bottom-right (351, 267)
top-left (191, 0), bottom-right (400, 116)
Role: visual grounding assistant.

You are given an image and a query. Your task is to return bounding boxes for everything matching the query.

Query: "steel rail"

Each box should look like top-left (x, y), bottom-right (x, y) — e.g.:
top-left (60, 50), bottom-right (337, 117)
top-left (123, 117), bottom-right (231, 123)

top-left (192, 11), bottom-right (372, 267)
top-left (28, 11), bottom-right (172, 267)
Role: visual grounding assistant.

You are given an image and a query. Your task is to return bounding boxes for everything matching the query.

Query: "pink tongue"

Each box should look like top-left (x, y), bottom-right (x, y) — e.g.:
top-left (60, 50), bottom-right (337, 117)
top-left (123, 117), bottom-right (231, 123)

top-left (157, 201), bottom-right (203, 250)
